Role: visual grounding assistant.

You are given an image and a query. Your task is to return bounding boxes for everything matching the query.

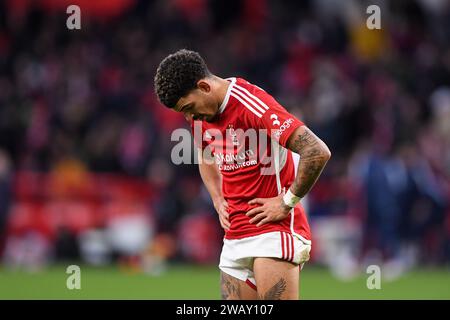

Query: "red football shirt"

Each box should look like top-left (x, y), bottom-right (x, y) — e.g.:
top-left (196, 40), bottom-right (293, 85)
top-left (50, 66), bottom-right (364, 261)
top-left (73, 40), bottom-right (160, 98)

top-left (192, 77), bottom-right (311, 242)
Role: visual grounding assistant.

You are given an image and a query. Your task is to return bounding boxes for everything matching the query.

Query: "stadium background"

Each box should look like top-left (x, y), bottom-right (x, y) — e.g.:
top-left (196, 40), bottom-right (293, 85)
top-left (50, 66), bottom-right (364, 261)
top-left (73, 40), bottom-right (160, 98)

top-left (0, 0), bottom-right (449, 299)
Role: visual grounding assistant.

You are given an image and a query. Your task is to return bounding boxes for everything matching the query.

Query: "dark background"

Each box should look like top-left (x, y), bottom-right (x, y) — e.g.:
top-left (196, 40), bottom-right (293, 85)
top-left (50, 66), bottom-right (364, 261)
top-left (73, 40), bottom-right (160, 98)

top-left (0, 0), bottom-right (449, 290)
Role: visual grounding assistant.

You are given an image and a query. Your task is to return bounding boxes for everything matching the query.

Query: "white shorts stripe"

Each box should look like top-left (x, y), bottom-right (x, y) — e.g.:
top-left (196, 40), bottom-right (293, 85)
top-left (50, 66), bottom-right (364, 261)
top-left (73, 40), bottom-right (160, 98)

top-left (230, 92), bottom-right (262, 118)
top-left (234, 84), bottom-right (270, 110)
top-left (289, 233), bottom-right (294, 262)
top-left (285, 232), bottom-right (290, 262)
top-left (231, 87), bottom-right (266, 114)
top-left (285, 233), bottom-right (290, 262)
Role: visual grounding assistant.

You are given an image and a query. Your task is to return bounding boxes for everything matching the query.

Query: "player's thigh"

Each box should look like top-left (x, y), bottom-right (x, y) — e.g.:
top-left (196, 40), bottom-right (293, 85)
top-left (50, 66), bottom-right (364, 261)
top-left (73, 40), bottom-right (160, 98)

top-left (220, 271), bottom-right (257, 300)
top-left (253, 257), bottom-right (299, 300)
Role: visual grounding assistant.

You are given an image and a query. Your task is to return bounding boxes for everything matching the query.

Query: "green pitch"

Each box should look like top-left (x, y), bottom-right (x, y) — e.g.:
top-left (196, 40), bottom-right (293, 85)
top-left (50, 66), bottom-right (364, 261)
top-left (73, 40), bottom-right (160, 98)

top-left (0, 264), bottom-right (449, 299)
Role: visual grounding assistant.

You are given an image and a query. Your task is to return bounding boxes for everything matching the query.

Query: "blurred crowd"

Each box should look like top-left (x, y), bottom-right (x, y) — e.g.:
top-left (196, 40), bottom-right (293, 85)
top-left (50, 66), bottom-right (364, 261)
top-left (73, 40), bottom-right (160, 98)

top-left (0, 0), bottom-right (449, 273)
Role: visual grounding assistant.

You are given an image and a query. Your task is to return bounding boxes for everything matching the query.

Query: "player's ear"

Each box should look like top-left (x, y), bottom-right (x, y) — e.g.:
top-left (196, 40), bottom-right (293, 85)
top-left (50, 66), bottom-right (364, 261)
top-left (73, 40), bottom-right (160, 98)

top-left (197, 79), bottom-right (211, 93)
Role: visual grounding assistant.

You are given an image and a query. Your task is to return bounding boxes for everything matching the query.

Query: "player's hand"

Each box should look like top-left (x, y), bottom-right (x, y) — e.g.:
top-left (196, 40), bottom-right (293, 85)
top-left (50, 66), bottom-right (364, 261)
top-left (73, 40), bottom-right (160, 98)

top-left (213, 197), bottom-right (230, 231)
top-left (246, 194), bottom-right (291, 227)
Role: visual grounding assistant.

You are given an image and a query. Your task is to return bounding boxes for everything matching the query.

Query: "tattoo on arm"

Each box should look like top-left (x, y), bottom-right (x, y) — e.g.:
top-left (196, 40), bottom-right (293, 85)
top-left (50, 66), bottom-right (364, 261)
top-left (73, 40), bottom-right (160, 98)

top-left (258, 278), bottom-right (287, 300)
top-left (287, 127), bottom-right (331, 199)
top-left (220, 272), bottom-right (242, 300)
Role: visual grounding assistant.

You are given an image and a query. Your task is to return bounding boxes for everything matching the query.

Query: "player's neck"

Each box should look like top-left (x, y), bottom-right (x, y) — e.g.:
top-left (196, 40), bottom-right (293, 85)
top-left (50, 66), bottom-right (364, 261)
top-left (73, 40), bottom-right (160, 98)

top-left (212, 76), bottom-right (230, 110)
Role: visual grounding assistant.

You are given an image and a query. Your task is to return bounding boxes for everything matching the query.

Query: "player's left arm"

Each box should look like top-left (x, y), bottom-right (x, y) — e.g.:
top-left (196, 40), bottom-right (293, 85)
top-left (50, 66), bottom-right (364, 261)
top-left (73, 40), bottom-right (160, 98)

top-left (284, 125), bottom-right (331, 199)
top-left (246, 125), bottom-right (331, 226)
top-left (242, 81), bottom-right (332, 226)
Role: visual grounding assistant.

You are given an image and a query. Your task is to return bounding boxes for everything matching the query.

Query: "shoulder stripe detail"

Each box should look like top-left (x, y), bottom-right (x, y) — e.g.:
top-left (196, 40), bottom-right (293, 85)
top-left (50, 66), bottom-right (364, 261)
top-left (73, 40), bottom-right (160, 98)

top-left (230, 92), bottom-right (262, 118)
top-left (231, 88), bottom-right (266, 114)
top-left (234, 84), bottom-right (269, 110)
top-left (219, 77), bottom-right (236, 114)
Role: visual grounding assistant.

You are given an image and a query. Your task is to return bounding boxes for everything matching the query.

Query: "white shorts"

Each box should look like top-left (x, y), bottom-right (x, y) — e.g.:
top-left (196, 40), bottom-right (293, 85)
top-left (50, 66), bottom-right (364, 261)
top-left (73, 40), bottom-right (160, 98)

top-left (219, 231), bottom-right (312, 289)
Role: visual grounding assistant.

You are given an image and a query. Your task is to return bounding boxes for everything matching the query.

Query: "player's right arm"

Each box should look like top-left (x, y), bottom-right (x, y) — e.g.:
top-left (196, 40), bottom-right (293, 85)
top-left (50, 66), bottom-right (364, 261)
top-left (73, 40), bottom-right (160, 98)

top-left (197, 148), bottom-right (230, 230)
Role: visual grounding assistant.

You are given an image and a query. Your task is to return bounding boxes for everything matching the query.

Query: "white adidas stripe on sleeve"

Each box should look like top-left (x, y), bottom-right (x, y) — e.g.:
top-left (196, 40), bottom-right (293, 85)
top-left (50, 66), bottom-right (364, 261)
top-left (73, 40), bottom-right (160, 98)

top-left (230, 92), bottom-right (263, 118)
top-left (231, 88), bottom-right (266, 114)
top-left (234, 84), bottom-right (270, 110)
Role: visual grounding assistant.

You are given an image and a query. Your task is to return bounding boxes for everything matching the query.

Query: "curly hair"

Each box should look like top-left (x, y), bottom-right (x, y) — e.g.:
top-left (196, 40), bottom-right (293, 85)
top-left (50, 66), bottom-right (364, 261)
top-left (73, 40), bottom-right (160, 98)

top-left (154, 49), bottom-right (211, 108)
